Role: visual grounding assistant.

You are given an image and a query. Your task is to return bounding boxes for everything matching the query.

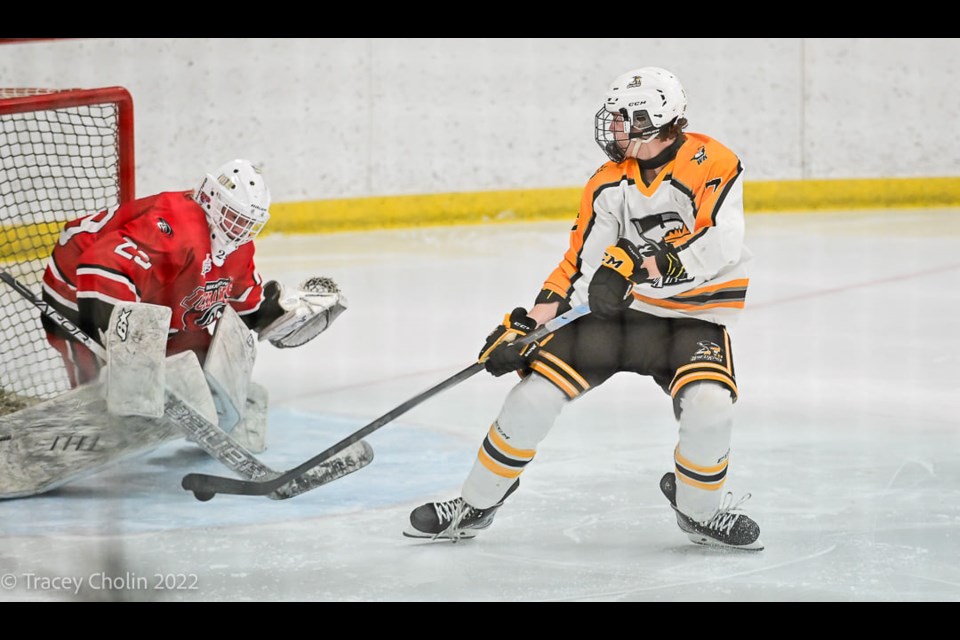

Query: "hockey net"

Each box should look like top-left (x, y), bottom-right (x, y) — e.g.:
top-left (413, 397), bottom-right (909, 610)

top-left (0, 87), bottom-right (134, 410)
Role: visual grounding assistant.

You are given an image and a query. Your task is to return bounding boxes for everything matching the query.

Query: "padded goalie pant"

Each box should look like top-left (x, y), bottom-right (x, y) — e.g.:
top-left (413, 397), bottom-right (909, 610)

top-left (462, 309), bottom-right (738, 522)
top-left (46, 333), bottom-right (100, 388)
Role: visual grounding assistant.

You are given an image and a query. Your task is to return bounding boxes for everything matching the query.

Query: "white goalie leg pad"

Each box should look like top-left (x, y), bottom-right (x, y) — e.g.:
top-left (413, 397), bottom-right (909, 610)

top-left (0, 351), bottom-right (230, 499)
top-left (675, 381), bottom-right (735, 523)
top-left (0, 382), bottom-right (183, 498)
top-left (231, 381), bottom-right (269, 454)
top-left (462, 373), bottom-right (568, 509)
top-left (166, 351), bottom-right (219, 426)
top-left (204, 305), bottom-right (257, 432)
top-left (104, 302), bottom-right (172, 418)
top-left (259, 277), bottom-right (347, 349)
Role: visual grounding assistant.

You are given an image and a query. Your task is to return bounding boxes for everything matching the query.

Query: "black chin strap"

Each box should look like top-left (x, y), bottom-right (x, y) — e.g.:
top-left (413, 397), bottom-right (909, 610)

top-left (636, 135), bottom-right (684, 170)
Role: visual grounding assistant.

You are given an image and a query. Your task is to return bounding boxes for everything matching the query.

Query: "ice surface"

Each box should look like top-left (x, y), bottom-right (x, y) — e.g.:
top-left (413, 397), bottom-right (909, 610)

top-left (1, 209), bottom-right (958, 601)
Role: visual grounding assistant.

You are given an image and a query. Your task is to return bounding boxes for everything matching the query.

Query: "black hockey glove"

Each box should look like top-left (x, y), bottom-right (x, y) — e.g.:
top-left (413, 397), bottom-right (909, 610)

top-left (650, 243), bottom-right (688, 283)
top-left (242, 280), bottom-right (285, 333)
top-left (588, 238), bottom-right (645, 319)
top-left (478, 307), bottom-right (540, 377)
top-left (588, 237), bottom-right (690, 318)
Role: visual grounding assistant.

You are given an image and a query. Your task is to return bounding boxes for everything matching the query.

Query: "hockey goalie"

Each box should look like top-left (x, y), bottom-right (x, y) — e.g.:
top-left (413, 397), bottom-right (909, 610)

top-left (0, 159), bottom-right (369, 498)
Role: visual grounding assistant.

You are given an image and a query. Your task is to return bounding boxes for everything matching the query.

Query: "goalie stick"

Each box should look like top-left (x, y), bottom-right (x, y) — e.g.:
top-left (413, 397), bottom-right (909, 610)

top-left (0, 271), bottom-right (373, 500)
top-left (181, 303), bottom-right (592, 500)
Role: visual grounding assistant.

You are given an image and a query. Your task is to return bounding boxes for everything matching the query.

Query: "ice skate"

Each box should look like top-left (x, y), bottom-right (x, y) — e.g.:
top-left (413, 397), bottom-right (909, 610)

top-left (404, 480), bottom-right (519, 542)
top-left (660, 472), bottom-right (763, 550)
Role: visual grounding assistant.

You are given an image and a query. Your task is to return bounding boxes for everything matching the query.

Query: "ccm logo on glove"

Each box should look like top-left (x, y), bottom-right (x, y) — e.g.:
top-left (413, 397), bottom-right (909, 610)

top-left (478, 307), bottom-right (541, 377)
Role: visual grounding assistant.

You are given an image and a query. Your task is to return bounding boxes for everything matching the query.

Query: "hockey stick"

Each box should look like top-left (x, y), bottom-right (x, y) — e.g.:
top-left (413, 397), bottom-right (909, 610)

top-left (0, 271), bottom-right (373, 500)
top-left (181, 303), bottom-right (592, 500)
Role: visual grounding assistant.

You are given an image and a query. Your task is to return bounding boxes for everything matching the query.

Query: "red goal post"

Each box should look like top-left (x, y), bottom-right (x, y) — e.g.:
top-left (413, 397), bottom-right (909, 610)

top-left (0, 86), bottom-right (135, 407)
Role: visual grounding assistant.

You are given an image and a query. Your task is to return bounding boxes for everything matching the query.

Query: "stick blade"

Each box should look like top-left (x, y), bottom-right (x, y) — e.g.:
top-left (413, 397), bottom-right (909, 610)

top-left (181, 439), bottom-right (375, 501)
top-left (268, 439), bottom-right (375, 500)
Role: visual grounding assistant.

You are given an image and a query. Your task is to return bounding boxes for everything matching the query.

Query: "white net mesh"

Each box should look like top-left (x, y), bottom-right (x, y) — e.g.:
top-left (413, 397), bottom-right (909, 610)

top-left (0, 88), bottom-right (130, 402)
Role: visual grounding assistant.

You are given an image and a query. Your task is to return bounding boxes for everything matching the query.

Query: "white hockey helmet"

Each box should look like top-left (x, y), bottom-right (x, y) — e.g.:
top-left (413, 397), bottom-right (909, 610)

top-left (194, 159), bottom-right (271, 265)
top-left (595, 67), bottom-right (687, 162)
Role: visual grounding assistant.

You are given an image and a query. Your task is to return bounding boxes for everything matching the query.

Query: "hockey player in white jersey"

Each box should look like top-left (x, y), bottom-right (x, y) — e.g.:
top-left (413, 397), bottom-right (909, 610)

top-left (405, 67), bottom-right (762, 550)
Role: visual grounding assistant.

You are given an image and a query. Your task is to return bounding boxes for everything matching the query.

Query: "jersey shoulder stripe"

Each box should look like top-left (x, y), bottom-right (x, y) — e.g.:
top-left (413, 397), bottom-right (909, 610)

top-left (584, 161), bottom-right (630, 201)
top-left (671, 133), bottom-right (743, 230)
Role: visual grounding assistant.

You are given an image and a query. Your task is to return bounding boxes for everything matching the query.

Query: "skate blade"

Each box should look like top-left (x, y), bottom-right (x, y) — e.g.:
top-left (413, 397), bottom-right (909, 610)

top-left (686, 532), bottom-right (765, 551)
top-left (402, 528), bottom-right (478, 541)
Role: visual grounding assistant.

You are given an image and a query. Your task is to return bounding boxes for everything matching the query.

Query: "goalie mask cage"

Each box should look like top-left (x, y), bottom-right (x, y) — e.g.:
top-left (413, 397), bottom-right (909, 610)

top-left (0, 87), bottom-right (134, 408)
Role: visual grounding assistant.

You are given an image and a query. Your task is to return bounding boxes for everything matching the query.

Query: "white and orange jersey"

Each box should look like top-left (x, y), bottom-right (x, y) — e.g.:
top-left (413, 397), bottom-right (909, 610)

top-left (542, 132), bottom-right (751, 325)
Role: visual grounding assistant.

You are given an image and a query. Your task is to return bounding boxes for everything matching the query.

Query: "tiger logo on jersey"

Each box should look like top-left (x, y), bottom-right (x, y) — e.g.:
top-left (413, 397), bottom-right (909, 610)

top-left (179, 278), bottom-right (232, 331)
top-left (691, 341), bottom-right (723, 363)
top-left (628, 213), bottom-right (696, 288)
top-left (631, 212), bottom-right (689, 247)
top-left (663, 227), bottom-right (691, 247)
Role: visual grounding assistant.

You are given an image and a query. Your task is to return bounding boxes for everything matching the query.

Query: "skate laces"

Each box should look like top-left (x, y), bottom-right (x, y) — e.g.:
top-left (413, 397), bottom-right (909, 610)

top-left (704, 492), bottom-right (752, 535)
top-left (432, 498), bottom-right (463, 525)
top-left (431, 498), bottom-right (474, 541)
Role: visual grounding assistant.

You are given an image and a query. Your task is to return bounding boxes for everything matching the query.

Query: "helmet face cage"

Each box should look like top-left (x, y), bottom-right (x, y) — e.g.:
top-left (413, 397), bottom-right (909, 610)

top-left (593, 106), bottom-right (674, 162)
top-left (595, 107), bottom-right (627, 162)
top-left (209, 188), bottom-right (268, 245)
top-left (595, 107), bottom-right (663, 162)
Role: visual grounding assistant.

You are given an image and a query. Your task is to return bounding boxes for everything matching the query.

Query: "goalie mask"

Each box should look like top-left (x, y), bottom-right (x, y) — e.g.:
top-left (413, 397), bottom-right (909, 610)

top-left (194, 159), bottom-right (271, 266)
top-left (595, 67), bottom-right (687, 162)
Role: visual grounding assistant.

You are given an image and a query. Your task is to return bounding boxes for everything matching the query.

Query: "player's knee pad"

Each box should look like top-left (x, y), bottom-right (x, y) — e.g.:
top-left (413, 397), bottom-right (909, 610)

top-left (494, 372), bottom-right (568, 449)
top-left (677, 381), bottom-right (733, 435)
top-left (676, 381), bottom-right (734, 459)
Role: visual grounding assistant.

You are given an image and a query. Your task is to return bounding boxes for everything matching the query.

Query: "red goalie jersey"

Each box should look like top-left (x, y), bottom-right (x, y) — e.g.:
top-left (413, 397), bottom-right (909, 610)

top-left (41, 191), bottom-right (266, 385)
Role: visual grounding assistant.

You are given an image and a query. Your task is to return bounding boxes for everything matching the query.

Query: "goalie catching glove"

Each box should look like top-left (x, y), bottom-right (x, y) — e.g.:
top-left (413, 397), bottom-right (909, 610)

top-left (257, 277), bottom-right (347, 348)
top-left (478, 307), bottom-right (540, 377)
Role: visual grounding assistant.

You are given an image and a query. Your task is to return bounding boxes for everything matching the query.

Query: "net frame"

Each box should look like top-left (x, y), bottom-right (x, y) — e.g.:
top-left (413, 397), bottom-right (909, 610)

top-left (0, 87), bottom-right (134, 403)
